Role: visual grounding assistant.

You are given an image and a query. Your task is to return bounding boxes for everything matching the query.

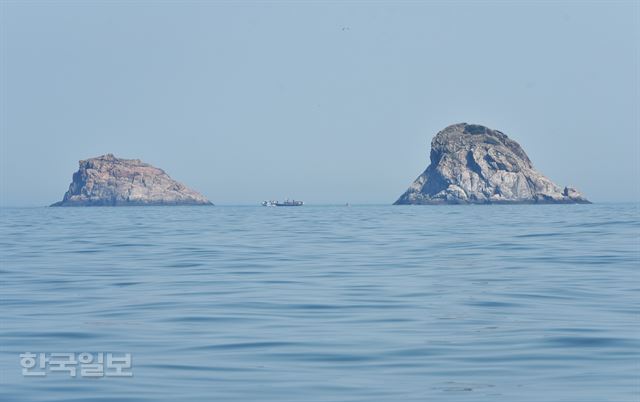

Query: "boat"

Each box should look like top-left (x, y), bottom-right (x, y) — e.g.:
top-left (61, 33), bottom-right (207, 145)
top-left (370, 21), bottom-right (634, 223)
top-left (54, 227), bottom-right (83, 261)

top-left (276, 199), bottom-right (303, 206)
top-left (261, 199), bottom-right (304, 207)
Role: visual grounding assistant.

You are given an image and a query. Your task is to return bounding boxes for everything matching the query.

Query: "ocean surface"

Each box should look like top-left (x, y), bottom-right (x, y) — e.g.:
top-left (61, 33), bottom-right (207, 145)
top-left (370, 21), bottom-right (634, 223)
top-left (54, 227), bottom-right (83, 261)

top-left (1, 204), bottom-right (638, 402)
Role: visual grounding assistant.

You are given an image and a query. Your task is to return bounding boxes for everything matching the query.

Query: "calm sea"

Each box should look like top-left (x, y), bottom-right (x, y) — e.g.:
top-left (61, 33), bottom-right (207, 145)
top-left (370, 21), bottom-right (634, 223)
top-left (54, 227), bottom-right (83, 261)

top-left (1, 204), bottom-right (638, 402)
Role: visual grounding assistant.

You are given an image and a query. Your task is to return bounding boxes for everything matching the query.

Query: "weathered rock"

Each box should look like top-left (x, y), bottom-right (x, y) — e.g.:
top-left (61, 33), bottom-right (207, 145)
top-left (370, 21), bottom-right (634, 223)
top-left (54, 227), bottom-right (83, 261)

top-left (51, 154), bottom-right (212, 206)
top-left (394, 123), bottom-right (590, 205)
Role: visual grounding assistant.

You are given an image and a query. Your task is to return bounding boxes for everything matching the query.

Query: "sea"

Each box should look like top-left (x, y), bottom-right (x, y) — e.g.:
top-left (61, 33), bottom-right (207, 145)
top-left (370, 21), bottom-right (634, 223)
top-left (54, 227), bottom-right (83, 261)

top-left (1, 204), bottom-right (638, 402)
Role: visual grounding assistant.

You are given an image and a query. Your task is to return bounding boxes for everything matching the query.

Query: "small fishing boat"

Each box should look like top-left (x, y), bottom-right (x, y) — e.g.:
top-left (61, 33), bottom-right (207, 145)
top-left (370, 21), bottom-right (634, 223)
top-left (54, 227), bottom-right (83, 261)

top-left (275, 199), bottom-right (303, 206)
top-left (261, 199), bottom-right (304, 207)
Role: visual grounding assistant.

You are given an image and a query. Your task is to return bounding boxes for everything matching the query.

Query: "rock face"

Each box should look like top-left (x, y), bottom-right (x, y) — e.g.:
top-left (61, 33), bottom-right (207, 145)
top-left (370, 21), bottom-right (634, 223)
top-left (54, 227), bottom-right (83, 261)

top-left (51, 154), bottom-right (212, 206)
top-left (394, 123), bottom-right (589, 205)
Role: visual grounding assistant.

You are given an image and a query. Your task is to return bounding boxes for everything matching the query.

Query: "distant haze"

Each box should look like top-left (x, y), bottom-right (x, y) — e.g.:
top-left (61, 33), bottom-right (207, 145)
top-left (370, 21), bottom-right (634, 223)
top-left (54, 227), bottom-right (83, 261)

top-left (1, 1), bottom-right (639, 206)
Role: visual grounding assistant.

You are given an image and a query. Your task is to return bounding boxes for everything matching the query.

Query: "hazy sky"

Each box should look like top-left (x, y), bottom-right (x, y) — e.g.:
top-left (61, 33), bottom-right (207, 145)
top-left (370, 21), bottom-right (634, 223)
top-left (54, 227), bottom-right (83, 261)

top-left (1, 1), bottom-right (638, 205)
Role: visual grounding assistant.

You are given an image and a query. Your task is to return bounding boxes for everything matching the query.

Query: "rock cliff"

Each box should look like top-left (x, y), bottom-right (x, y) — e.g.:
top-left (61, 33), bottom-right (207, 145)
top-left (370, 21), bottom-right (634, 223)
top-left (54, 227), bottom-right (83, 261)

top-left (51, 154), bottom-right (212, 206)
top-left (394, 123), bottom-right (589, 205)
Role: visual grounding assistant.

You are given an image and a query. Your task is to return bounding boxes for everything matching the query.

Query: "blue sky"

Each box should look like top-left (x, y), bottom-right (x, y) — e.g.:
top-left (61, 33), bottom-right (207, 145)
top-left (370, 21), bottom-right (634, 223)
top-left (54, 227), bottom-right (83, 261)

top-left (1, 1), bottom-right (638, 205)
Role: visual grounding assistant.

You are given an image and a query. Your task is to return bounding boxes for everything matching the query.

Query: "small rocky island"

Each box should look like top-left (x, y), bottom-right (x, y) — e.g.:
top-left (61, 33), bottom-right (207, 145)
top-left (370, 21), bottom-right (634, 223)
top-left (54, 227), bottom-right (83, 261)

top-left (395, 123), bottom-right (589, 205)
top-left (51, 154), bottom-right (212, 206)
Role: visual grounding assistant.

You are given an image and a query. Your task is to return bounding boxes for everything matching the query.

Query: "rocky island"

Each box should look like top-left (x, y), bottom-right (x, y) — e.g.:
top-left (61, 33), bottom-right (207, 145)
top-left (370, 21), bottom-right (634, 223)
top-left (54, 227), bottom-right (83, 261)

top-left (395, 123), bottom-right (589, 205)
top-left (51, 154), bottom-right (212, 206)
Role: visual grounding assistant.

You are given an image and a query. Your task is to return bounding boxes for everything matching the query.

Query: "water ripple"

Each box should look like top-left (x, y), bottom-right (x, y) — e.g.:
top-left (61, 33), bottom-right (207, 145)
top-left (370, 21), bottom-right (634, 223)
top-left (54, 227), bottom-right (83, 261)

top-left (1, 204), bottom-right (638, 402)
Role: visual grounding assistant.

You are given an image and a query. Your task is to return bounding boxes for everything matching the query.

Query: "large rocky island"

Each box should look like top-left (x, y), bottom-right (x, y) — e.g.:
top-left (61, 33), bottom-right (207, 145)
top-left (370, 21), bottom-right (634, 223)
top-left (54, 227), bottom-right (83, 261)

top-left (51, 154), bottom-right (212, 206)
top-left (395, 123), bottom-right (589, 205)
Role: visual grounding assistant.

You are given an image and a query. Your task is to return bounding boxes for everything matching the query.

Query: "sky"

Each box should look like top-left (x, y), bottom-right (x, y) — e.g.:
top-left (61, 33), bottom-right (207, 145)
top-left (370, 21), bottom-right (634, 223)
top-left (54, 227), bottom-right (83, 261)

top-left (1, 1), bottom-right (639, 206)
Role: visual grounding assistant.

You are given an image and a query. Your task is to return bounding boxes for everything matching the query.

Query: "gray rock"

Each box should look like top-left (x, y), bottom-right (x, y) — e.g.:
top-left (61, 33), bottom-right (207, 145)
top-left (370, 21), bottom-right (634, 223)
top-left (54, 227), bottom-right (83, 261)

top-left (51, 154), bottom-right (212, 206)
top-left (394, 123), bottom-right (590, 205)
